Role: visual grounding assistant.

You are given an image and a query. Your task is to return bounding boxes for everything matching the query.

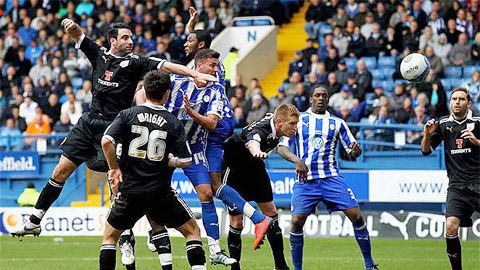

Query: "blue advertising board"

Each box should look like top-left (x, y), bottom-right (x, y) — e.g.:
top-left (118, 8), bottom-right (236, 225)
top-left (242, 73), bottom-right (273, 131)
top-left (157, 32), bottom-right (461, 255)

top-left (0, 152), bottom-right (40, 179)
top-left (170, 170), bottom-right (369, 206)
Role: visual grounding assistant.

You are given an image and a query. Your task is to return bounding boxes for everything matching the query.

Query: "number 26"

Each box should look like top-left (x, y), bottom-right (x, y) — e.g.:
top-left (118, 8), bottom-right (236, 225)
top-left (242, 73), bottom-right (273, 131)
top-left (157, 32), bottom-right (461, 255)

top-left (128, 125), bottom-right (167, 161)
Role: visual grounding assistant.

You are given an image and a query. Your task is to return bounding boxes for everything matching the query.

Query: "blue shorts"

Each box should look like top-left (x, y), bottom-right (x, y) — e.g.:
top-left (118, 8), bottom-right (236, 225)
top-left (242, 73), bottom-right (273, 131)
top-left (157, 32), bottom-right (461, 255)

top-left (206, 117), bottom-right (235, 172)
top-left (182, 142), bottom-right (211, 186)
top-left (291, 175), bottom-right (359, 215)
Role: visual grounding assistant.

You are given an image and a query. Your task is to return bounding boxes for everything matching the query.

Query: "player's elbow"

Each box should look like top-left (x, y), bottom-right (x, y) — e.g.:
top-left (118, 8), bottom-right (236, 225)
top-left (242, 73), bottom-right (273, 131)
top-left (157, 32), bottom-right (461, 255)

top-left (101, 136), bottom-right (114, 150)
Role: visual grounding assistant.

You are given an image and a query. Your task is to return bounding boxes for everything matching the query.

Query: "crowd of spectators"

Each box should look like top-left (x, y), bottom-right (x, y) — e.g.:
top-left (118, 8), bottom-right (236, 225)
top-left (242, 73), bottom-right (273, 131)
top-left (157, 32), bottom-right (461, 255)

top-left (227, 0), bottom-right (480, 148)
top-left (1, 0), bottom-right (479, 152)
top-left (0, 0), bottom-right (300, 150)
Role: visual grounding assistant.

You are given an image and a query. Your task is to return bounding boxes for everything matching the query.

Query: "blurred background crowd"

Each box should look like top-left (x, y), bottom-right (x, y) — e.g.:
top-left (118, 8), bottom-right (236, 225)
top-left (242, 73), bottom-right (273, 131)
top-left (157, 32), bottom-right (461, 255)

top-left (0, 0), bottom-right (479, 152)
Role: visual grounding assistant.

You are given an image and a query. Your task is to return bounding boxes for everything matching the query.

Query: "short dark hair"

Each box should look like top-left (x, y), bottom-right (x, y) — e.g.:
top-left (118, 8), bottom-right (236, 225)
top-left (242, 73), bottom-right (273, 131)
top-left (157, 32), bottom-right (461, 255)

top-left (450, 88), bottom-right (471, 101)
top-left (107, 23), bottom-right (132, 45)
top-left (309, 84), bottom-right (329, 97)
top-left (193, 29), bottom-right (212, 48)
top-left (143, 71), bottom-right (171, 101)
top-left (194, 49), bottom-right (220, 65)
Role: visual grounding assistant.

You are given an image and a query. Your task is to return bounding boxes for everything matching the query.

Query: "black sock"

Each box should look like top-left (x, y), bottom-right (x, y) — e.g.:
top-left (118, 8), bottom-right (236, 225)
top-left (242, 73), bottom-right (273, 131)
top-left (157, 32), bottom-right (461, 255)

top-left (228, 226), bottom-right (243, 270)
top-left (125, 263), bottom-right (135, 270)
top-left (99, 244), bottom-right (117, 270)
top-left (186, 240), bottom-right (206, 268)
top-left (267, 215), bottom-right (288, 269)
top-left (119, 229), bottom-right (135, 247)
top-left (446, 234), bottom-right (462, 270)
top-left (30, 178), bottom-right (64, 224)
top-left (151, 229), bottom-right (173, 270)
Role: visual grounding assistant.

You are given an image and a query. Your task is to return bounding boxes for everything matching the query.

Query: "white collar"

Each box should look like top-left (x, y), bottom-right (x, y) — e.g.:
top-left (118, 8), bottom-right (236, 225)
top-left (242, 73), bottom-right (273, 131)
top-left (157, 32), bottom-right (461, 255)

top-left (307, 108), bottom-right (330, 118)
top-left (141, 101), bottom-right (166, 111)
top-left (448, 109), bottom-right (473, 123)
top-left (269, 117), bottom-right (277, 138)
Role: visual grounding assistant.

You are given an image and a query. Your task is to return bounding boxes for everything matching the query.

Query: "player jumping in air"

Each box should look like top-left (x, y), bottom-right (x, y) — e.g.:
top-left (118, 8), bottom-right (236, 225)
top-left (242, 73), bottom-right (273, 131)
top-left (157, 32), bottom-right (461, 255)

top-left (10, 19), bottom-right (215, 243)
top-left (421, 88), bottom-right (480, 270)
top-left (277, 85), bottom-right (379, 270)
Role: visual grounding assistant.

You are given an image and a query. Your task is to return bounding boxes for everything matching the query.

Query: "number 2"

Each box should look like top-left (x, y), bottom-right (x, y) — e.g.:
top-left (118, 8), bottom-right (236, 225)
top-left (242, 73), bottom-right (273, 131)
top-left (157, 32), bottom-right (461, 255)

top-left (128, 125), bottom-right (167, 161)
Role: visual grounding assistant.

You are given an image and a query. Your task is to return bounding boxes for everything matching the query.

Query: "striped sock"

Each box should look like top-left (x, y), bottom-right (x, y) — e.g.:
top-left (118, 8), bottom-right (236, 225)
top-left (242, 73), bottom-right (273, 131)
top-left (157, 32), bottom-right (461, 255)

top-left (99, 244), bottom-right (117, 270)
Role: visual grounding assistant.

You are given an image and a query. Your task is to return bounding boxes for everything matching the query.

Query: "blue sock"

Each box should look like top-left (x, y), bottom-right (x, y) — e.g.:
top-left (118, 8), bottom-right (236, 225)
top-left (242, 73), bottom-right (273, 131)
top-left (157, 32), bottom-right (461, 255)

top-left (353, 222), bottom-right (374, 268)
top-left (289, 230), bottom-right (304, 270)
top-left (200, 202), bottom-right (220, 240)
top-left (216, 185), bottom-right (265, 224)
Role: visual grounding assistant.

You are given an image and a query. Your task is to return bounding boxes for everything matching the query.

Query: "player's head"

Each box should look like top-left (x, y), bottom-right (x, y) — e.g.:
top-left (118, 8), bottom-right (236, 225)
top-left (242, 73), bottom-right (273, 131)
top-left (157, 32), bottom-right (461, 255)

top-left (449, 88), bottom-right (472, 117)
top-left (274, 104), bottom-right (300, 138)
top-left (143, 70), bottom-right (171, 104)
top-left (107, 23), bottom-right (133, 55)
top-left (184, 29), bottom-right (212, 57)
top-left (310, 85), bottom-right (329, 113)
top-left (194, 49), bottom-right (220, 75)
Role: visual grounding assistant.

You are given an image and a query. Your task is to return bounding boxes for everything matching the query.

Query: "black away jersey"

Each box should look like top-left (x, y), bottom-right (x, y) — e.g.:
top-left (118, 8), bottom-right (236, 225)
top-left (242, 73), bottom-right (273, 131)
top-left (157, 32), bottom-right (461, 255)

top-left (103, 102), bottom-right (191, 193)
top-left (77, 34), bottom-right (166, 119)
top-left (223, 115), bottom-right (285, 166)
top-left (426, 110), bottom-right (480, 186)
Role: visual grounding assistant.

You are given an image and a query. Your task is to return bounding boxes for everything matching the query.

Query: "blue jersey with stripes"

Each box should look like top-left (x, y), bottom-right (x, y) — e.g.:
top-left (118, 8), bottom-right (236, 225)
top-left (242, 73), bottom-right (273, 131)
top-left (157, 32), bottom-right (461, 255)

top-left (165, 74), bottom-right (224, 145)
top-left (279, 109), bottom-right (356, 180)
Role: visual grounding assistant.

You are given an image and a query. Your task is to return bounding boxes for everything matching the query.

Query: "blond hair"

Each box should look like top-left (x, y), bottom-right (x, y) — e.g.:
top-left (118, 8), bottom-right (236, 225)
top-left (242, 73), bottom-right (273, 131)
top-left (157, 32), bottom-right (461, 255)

top-left (274, 104), bottom-right (300, 121)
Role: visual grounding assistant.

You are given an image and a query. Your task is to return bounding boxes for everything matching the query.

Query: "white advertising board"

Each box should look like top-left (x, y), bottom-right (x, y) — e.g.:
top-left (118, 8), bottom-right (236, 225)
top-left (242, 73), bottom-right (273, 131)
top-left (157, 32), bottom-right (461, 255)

top-left (369, 170), bottom-right (449, 202)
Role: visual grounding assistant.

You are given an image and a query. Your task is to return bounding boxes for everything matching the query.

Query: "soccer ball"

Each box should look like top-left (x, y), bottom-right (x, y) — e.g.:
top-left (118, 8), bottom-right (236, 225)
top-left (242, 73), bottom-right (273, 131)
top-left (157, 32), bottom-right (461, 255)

top-left (400, 53), bottom-right (431, 82)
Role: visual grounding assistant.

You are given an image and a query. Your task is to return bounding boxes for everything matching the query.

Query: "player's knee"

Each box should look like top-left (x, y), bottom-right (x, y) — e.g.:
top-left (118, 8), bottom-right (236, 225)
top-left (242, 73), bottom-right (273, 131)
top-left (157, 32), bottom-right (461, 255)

top-left (291, 215), bottom-right (307, 231)
top-left (230, 215), bottom-right (243, 228)
top-left (446, 219), bottom-right (460, 235)
top-left (197, 188), bottom-right (213, 202)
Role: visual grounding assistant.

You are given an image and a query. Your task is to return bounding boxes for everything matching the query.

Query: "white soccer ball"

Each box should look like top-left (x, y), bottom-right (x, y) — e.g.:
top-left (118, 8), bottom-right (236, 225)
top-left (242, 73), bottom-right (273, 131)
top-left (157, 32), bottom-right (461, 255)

top-left (400, 53), bottom-right (431, 82)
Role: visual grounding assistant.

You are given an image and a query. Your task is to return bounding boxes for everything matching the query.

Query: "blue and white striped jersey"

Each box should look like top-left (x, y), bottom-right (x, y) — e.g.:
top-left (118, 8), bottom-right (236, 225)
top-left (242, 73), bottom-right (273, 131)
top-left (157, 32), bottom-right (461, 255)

top-left (279, 109), bottom-right (356, 180)
top-left (165, 74), bottom-right (224, 145)
top-left (189, 58), bottom-right (233, 120)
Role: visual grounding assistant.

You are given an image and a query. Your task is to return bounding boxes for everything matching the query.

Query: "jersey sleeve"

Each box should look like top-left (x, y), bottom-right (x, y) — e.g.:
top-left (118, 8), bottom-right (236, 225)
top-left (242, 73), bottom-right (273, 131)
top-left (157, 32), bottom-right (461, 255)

top-left (206, 87), bottom-right (224, 118)
top-left (76, 34), bottom-right (105, 66)
top-left (130, 56), bottom-right (166, 76)
top-left (171, 120), bottom-right (192, 162)
top-left (338, 119), bottom-right (356, 153)
top-left (244, 124), bottom-right (268, 147)
top-left (103, 110), bottom-right (127, 145)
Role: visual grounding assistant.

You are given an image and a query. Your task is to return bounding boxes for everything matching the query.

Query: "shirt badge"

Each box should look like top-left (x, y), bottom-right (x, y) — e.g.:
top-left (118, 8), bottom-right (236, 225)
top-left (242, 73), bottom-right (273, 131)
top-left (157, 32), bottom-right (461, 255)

top-left (120, 60), bottom-right (129, 68)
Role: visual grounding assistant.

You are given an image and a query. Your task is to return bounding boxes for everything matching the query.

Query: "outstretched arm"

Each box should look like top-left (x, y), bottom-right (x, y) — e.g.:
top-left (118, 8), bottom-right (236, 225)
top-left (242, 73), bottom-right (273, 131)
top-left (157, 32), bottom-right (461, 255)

top-left (161, 61), bottom-right (217, 84)
top-left (278, 145), bottom-right (309, 182)
top-left (246, 140), bottom-right (269, 160)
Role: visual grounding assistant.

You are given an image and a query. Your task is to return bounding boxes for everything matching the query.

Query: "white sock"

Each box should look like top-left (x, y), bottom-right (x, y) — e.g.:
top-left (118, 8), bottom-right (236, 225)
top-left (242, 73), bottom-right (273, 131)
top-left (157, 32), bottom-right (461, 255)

top-left (207, 237), bottom-right (221, 255)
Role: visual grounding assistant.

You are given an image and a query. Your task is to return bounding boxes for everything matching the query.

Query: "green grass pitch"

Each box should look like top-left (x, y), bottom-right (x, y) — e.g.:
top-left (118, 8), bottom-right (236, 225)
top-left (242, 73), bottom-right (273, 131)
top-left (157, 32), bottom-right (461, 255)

top-left (1, 236), bottom-right (479, 269)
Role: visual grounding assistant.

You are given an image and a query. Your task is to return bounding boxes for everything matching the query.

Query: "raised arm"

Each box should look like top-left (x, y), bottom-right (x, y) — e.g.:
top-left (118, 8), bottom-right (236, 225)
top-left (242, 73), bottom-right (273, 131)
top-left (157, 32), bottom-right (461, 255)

top-left (187, 7), bottom-right (198, 34)
top-left (61, 18), bottom-right (83, 44)
top-left (421, 119), bottom-right (438, 155)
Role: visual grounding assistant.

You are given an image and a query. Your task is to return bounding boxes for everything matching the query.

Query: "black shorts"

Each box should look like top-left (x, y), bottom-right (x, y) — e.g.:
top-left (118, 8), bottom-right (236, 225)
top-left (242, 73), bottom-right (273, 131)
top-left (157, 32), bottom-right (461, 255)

top-left (107, 189), bottom-right (194, 230)
top-left (445, 186), bottom-right (480, 227)
top-left (60, 113), bottom-right (111, 171)
top-left (222, 159), bottom-right (273, 211)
